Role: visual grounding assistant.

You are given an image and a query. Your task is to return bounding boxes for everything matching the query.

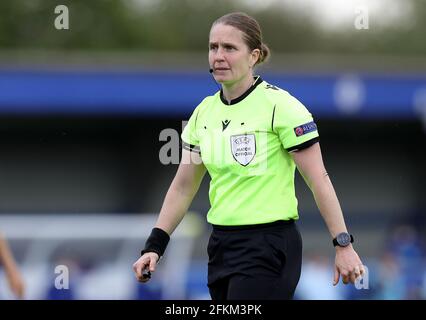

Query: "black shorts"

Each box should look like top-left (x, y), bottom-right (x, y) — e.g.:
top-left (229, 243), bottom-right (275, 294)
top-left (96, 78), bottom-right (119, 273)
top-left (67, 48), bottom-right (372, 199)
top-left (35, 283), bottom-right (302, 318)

top-left (207, 220), bottom-right (302, 300)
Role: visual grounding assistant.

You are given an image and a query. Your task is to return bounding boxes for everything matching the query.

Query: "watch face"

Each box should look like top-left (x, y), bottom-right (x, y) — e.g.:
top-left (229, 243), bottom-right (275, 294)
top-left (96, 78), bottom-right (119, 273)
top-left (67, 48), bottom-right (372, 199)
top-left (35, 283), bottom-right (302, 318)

top-left (337, 233), bottom-right (351, 246)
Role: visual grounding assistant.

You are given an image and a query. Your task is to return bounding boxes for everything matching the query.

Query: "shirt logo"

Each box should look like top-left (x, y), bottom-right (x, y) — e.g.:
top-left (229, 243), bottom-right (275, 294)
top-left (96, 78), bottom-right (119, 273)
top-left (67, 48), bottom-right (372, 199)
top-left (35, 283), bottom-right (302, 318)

top-left (222, 119), bottom-right (231, 131)
top-left (294, 121), bottom-right (317, 137)
top-left (230, 134), bottom-right (256, 166)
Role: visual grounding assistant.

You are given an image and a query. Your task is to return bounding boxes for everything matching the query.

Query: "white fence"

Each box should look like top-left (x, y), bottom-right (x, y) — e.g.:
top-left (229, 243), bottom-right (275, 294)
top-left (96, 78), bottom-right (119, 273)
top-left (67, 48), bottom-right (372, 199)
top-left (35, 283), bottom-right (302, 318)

top-left (0, 213), bottom-right (206, 300)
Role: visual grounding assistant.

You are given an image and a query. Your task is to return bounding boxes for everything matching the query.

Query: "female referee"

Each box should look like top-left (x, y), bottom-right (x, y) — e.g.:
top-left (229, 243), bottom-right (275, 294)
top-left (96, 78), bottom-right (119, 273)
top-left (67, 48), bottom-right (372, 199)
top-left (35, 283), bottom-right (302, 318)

top-left (133, 12), bottom-right (364, 300)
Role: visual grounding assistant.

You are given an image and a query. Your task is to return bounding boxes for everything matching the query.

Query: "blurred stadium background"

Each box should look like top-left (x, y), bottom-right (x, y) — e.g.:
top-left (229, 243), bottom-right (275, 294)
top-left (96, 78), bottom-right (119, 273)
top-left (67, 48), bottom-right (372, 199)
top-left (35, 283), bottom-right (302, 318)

top-left (0, 0), bottom-right (425, 300)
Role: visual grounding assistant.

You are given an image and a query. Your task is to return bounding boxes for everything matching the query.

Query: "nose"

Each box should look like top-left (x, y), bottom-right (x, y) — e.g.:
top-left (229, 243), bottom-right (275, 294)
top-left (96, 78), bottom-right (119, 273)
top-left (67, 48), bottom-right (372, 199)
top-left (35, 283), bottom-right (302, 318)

top-left (213, 47), bottom-right (225, 61)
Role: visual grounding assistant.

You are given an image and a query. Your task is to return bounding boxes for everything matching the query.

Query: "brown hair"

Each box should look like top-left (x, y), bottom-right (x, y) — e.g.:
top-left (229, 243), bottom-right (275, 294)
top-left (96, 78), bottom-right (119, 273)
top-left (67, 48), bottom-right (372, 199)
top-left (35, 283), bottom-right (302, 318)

top-left (212, 12), bottom-right (270, 66)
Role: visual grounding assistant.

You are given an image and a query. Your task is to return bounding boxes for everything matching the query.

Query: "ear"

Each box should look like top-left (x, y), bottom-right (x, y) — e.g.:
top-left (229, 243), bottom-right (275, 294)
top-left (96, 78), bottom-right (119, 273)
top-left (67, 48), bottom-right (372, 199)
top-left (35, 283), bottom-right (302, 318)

top-left (250, 48), bottom-right (261, 67)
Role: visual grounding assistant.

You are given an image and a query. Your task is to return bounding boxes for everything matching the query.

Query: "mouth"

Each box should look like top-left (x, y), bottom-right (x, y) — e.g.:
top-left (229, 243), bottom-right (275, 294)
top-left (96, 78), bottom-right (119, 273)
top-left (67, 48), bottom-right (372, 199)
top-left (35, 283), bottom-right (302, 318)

top-left (214, 67), bottom-right (230, 71)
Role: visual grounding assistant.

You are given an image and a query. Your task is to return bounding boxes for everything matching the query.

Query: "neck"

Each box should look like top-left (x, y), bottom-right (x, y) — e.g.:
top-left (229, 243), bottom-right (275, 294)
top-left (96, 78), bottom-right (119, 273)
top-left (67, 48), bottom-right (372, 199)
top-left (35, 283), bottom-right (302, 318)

top-left (222, 75), bottom-right (256, 103)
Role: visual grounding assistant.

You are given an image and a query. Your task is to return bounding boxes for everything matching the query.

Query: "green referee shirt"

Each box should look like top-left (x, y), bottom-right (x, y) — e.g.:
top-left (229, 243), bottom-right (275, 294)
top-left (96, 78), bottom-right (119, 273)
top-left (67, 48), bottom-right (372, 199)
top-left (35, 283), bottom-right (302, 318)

top-left (181, 77), bottom-right (319, 226)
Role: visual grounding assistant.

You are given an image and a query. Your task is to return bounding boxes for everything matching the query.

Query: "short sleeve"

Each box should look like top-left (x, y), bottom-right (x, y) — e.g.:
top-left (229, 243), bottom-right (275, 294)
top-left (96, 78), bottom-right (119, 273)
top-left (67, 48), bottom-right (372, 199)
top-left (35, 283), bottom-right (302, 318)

top-left (181, 105), bottom-right (201, 154)
top-left (273, 93), bottom-right (319, 152)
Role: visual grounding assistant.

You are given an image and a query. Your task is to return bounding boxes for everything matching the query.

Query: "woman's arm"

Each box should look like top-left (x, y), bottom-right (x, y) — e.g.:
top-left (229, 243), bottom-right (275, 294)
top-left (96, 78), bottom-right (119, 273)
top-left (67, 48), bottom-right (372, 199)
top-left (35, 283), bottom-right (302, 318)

top-left (154, 149), bottom-right (207, 235)
top-left (133, 149), bottom-right (206, 282)
top-left (291, 142), bottom-right (364, 285)
top-left (0, 233), bottom-right (25, 298)
top-left (291, 143), bottom-right (347, 237)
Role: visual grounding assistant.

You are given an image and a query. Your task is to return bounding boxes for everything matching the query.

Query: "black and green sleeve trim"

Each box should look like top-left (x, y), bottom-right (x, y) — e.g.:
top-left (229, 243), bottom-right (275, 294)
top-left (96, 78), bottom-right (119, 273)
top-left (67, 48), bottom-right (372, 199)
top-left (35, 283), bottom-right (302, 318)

top-left (182, 141), bottom-right (201, 154)
top-left (286, 136), bottom-right (320, 152)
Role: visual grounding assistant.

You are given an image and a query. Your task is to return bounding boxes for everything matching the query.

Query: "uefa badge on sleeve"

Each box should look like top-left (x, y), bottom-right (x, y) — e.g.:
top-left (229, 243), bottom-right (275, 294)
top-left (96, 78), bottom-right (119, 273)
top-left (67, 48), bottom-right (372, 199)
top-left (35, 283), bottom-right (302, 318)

top-left (230, 134), bottom-right (256, 166)
top-left (294, 121), bottom-right (317, 137)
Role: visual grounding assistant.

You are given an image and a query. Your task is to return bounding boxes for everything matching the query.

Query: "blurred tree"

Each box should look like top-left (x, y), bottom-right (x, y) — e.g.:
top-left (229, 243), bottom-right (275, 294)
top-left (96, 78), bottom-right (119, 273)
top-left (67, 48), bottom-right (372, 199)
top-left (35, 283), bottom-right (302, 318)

top-left (0, 0), bottom-right (425, 55)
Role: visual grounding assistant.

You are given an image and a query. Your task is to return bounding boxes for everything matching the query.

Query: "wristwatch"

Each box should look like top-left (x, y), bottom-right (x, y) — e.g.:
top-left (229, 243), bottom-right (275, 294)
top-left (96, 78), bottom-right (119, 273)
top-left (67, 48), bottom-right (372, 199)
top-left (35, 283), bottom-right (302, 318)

top-left (332, 232), bottom-right (354, 247)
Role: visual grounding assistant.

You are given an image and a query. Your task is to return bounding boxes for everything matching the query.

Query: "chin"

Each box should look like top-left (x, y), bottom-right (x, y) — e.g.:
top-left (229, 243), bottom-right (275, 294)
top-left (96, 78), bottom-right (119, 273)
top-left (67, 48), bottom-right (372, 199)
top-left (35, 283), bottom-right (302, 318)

top-left (215, 77), bottom-right (234, 85)
top-left (214, 74), bottom-right (226, 81)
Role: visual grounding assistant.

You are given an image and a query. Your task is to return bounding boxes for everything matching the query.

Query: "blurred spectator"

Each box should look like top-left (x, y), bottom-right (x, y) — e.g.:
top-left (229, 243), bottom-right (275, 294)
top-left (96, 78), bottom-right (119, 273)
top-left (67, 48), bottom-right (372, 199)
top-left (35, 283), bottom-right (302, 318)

top-left (295, 253), bottom-right (344, 300)
top-left (0, 233), bottom-right (25, 299)
top-left (45, 258), bottom-right (81, 300)
top-left (385, 224), bottom-right (425, 299)
top-left (374, 252), bottom-right (406, 299)
top-left (136, 282), bottom-right (163, 300)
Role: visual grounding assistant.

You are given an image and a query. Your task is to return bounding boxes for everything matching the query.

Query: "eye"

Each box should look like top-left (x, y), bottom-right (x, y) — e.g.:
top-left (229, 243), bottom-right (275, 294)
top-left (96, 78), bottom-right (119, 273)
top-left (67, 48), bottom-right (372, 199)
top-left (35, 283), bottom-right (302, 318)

top-left (209, 44), bottom-right (218, 51)
top-left (224, 45), bottom-right (235, 51)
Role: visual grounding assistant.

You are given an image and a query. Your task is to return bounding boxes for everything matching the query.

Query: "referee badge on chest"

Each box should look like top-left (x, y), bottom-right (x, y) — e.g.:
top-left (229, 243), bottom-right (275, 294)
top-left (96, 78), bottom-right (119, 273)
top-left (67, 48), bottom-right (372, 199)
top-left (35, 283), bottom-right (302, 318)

top-left (230, 133), bottom-right (256, 166)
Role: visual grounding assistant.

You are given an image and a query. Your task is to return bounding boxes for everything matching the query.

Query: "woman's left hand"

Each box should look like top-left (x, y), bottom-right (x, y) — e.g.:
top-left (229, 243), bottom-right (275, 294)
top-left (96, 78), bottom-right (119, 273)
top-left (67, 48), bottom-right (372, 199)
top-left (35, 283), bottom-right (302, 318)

top-left (333, 245), bottom-right (365, 285)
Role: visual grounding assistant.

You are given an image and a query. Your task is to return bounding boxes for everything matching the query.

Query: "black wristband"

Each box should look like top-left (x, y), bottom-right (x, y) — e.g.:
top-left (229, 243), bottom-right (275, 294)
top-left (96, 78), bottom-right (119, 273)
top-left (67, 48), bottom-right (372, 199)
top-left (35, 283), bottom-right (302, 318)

top-left (141, 227), bottom-right (170, 257)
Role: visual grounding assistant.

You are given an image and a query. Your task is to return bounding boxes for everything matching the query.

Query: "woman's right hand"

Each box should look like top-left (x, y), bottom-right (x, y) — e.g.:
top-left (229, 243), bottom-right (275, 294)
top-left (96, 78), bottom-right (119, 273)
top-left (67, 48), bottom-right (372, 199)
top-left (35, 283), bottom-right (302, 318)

top-left (132, 252), bottom-right (159, 283)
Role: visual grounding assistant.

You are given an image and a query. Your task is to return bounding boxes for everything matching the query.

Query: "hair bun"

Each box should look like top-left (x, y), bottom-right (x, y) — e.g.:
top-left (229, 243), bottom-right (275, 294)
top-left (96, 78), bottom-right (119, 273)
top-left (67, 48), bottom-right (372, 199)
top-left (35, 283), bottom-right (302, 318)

top-left (259, 43), bottom-right (270, 64)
